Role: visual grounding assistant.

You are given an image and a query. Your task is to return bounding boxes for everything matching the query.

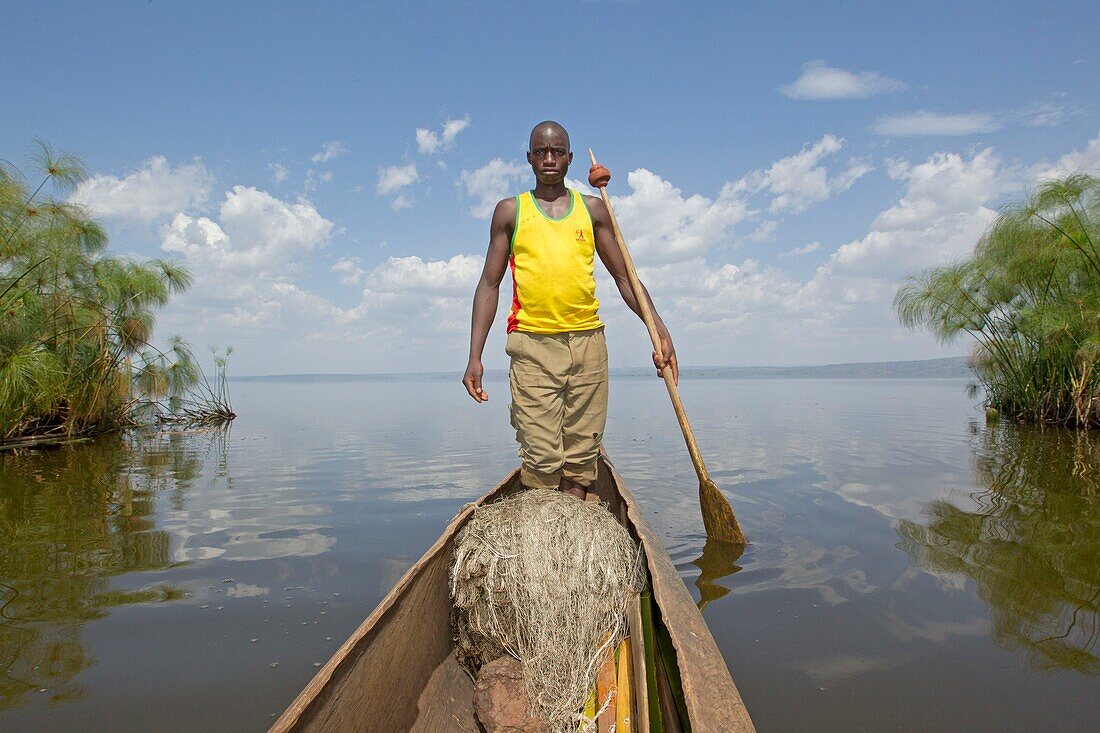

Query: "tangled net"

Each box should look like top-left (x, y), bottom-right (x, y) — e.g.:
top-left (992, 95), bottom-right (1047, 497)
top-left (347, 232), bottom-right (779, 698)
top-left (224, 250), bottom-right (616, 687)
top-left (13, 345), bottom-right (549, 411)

top-left (451, 489), bottom-right (646, 732)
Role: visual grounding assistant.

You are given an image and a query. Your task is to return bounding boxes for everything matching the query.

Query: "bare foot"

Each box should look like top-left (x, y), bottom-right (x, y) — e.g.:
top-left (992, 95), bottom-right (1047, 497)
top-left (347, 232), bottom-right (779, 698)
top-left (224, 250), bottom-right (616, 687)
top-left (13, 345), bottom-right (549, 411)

top-left (558, 477), bottom-right (588, 501)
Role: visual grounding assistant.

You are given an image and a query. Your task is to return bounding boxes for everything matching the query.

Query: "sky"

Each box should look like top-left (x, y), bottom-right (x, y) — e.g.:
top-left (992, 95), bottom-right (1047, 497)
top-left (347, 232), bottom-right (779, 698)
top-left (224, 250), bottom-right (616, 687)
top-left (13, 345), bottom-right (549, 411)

top-left (2, 1), bottom-right (1097, 375)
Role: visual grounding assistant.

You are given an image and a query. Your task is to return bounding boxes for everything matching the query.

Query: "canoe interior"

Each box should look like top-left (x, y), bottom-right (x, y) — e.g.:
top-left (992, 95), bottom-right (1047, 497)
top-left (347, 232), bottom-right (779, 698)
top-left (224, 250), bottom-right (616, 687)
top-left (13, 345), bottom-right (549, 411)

top-left (270, 456), bottom-right (755, 733)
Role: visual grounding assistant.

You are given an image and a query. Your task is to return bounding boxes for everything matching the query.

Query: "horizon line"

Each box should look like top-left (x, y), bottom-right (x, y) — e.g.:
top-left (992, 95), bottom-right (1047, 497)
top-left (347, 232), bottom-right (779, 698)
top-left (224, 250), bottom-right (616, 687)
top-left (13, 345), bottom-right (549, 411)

top-left (230, 355), bottom-right (970, 380)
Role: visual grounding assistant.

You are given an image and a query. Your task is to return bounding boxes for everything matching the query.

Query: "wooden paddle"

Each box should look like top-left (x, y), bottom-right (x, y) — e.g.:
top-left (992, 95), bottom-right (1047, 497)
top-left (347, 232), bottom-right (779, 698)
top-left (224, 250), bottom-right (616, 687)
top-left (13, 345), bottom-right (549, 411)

top-left (588, 149), bottom-right (748, 545)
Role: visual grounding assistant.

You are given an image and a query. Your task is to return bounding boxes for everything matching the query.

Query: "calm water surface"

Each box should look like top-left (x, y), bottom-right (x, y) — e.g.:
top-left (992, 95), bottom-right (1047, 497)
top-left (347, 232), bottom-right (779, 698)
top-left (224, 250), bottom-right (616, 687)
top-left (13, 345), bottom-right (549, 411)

top-left (1, 376), bottom-right (1097, 732)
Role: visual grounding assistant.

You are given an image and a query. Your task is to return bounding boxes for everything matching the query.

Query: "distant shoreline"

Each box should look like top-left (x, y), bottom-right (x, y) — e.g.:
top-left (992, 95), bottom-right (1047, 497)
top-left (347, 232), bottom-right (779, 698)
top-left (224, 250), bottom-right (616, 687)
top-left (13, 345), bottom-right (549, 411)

top-left (232, 356), bottom-right (972, 382)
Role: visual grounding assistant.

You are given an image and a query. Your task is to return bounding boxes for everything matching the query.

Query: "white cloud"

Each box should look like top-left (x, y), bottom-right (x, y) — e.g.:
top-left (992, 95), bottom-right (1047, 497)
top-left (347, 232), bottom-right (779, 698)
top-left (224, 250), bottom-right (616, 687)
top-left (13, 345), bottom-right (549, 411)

top-left (1031, 133), bottom-right (1100, 181)
top-left (780, 241), bottom-right (821, 257)
top-left (748, 220), bottom-right (779, 242)
top-left (304, 168), bottom-right (333, 192)
top-left (443, 117), bottom-right (470, 139)
top-left (71, 156), bottom-right (214, 222)
top-left (551, 136), bottom-right (870, 269)
top-left (608, 168), bottom-right (753, 264)
top-left (220, 186), bottom-right (333, 261)
top-left (377, 163), bottom-right (419, 208)
top-left (415, 130), bottom-right (440, 155)
top-left (216, 281), bottom-right (341, 332)
top-left (721, 145), bottom-right (1018, 355)
top-left (338, 254), bottom-right (486, 338)
top-left (613, 144), bottom-right (1026, 365)
top-left (873, 101), bottom-right (1076, 138)
top-left (780, 60), bottom-right (906, 100)
top-left (133, 178), bottom-right (486, 371)
top-left (269, 162), bottom-right (289, 183)
top-left (162, 186), bottom-right (334, 274)
top-left (149, 130), bottom-right (1098, 374)
top-left (154, 186), bottom-right (341, 360)
top-left (311, 141), bottom-right (348, 164)
top-left (459, 158), bottom-right (528, 218)
top-left (161, 214), bottom-right (230, 261)
top-left (872, 112), bottom-right (1001, 137)
top-left (1017, 101), bottom-right (1068, 128)
top-left (416, 117), bottom-right (470, 154)
top-left (331, 256), bottom-right (366, 285)
top-left (621, 257), bottom-right (825, 331)
top-left (738, 135), bottom-right (872, 214)
top-left (458, 136), bottom-right (865, 254)
top-left (377, 163), bottom-right (419, 195)
top-left (830, 147), bottom-right (1009, 278)
top-left (565, 177), bottom-right (597, 196)
top-left (363, 253), bottom-right (483, 295)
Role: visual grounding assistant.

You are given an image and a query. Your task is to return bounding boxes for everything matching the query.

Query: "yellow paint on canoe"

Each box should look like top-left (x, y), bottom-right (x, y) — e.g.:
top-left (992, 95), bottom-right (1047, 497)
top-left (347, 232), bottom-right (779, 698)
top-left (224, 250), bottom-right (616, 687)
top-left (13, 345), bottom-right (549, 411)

top-left (584, 683), bottom-right (597, 723)
top-left (617, 636), bottom-right (634, 733)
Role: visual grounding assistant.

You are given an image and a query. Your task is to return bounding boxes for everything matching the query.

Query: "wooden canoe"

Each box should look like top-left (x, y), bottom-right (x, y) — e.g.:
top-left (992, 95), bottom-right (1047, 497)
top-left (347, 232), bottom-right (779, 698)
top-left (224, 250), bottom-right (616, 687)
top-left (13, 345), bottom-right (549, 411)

top-left (270, 454), bottom-right (756, 733)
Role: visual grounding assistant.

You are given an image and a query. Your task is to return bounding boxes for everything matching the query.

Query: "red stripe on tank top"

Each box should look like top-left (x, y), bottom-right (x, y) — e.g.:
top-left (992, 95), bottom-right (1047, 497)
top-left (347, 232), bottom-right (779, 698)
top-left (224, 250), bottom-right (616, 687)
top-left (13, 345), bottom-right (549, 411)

top-left (506, 253), bottom-right (522, 333)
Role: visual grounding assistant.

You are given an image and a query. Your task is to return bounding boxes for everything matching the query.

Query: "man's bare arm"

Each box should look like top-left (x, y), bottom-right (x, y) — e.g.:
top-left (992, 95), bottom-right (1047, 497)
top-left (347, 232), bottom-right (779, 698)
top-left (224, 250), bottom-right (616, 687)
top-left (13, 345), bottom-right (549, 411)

top-left (463, 197), bottom-right (515, 402)
top-left (586, 194), bottom-right (679, 385)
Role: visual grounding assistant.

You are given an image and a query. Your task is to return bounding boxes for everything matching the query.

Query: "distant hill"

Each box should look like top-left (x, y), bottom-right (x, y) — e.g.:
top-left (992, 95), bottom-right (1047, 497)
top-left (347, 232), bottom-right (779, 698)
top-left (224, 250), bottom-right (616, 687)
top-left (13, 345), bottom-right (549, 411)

top-left (674, 356), bottom-right (972, 379)
top-left (234, 356), bottom-right (972, 381)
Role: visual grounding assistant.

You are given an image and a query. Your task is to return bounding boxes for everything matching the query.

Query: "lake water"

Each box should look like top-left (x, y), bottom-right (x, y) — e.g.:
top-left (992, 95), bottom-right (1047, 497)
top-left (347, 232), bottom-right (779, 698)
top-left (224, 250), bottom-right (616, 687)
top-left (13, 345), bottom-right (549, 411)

top-left (1, 376), bottom-right (1097, 732)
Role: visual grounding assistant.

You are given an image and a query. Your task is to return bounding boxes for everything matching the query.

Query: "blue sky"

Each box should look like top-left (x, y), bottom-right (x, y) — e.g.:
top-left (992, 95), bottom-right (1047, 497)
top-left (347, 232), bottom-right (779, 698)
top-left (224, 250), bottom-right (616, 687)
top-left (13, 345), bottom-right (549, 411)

top-left (2, 1), bottom-right (1097, 374)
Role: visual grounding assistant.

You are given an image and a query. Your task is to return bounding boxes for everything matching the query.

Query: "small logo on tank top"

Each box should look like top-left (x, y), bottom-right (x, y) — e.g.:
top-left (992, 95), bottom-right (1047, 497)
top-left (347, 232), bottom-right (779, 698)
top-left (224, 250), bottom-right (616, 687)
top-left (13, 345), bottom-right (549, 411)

top-left (575, 229), bottom-right (585, 242)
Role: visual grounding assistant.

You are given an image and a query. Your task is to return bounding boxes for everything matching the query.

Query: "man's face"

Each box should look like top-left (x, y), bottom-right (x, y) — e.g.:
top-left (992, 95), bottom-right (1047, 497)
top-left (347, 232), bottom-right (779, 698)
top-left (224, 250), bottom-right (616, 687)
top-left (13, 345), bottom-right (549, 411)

top-left (526, 127), bottom-right (572, 186)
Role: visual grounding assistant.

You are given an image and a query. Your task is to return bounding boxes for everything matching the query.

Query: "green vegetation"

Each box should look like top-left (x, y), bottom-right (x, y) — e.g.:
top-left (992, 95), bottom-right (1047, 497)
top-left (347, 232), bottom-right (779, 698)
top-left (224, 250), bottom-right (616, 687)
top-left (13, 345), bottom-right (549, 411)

top-left (895, 173), bottom-right (1099, 427)
top-left (0, 143), bottom-right (232, 444)
top-left (898, 424), bottom-right (1099, 675)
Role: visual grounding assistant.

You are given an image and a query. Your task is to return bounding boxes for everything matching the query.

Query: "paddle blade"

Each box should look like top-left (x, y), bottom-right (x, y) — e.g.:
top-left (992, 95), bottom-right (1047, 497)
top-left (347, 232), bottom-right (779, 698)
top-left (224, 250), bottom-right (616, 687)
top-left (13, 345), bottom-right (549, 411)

top-left (699, 478), bottom-right (748, 545)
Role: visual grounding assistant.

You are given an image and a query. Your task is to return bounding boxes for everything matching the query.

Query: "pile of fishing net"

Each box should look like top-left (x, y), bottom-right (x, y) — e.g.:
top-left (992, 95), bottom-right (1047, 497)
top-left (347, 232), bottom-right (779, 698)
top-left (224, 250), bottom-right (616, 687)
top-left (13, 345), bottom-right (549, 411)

top-left (450, 488), bottom-right (645, 732)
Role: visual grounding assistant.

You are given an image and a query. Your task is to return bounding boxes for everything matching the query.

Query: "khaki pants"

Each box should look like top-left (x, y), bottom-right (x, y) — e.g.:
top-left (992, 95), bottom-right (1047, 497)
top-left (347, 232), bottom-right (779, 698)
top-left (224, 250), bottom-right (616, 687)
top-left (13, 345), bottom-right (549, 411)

top-left (506, 327), bottom-right (608, 490)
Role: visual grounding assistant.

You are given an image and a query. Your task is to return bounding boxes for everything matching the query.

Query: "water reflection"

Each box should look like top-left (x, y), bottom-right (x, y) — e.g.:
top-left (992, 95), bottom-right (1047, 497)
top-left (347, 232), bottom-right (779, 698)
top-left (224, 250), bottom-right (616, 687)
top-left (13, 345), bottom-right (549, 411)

top-left (692, 539), bottom-right (744, 612)
top-left (897, 425), bottom-right (1100, 674)
top-left (0, 432), bottom-right (214, 709)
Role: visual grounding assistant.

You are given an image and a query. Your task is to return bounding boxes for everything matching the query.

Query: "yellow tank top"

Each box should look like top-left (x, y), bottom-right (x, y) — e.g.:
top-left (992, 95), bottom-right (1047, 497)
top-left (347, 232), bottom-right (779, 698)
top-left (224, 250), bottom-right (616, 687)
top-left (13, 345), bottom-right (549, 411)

top-left (507, 189), bottom-right (603, 334)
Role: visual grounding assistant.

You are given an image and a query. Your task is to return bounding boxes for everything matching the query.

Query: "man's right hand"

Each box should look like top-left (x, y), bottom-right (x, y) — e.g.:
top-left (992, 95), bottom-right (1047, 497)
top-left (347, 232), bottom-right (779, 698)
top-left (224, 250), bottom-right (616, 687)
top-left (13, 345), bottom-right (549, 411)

top-left (462, 359), bottom-right (488, 403)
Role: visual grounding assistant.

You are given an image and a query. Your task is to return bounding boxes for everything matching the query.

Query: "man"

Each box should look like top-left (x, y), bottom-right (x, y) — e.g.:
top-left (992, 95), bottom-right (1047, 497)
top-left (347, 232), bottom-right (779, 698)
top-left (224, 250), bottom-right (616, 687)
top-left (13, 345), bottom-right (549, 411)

top-left (462, 121), bottom-right (678, 500)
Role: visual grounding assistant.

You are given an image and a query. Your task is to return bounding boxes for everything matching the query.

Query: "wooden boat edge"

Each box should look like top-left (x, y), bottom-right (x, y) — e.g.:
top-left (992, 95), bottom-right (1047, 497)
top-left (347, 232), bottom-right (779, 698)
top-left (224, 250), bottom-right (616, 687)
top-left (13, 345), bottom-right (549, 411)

top-left (602, 453), bottom-right (757, 733)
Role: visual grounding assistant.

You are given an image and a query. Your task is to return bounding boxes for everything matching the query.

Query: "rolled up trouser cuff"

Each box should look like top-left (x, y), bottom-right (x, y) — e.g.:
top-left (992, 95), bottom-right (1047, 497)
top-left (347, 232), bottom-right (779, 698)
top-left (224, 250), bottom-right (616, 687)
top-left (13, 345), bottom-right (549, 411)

top-left (520, 464), bottom-right (563, 491)
top-left (562, 459), bottom-right (598, 487)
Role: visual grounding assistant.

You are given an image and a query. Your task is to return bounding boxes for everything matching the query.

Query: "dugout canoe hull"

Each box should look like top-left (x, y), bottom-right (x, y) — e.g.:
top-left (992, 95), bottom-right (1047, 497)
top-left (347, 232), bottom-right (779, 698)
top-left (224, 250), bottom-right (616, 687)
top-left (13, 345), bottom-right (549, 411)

top-left (270, 454), bottom-right (755, 733)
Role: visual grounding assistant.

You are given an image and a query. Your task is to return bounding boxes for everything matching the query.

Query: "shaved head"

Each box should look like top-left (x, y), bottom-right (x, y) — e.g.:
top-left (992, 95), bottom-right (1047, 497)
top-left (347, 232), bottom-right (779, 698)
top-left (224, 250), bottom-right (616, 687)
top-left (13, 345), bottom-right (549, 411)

top-left (529, 120), bottom-right (570, 151)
